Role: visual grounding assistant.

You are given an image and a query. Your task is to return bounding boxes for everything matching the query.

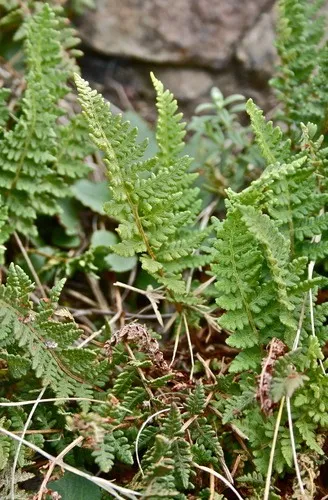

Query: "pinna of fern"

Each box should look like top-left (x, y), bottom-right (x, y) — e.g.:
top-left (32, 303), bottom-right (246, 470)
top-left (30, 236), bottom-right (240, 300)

top-left (0, 4), bottom-right (92, 240)
top-left (75, 72), bottom-right (212, 295)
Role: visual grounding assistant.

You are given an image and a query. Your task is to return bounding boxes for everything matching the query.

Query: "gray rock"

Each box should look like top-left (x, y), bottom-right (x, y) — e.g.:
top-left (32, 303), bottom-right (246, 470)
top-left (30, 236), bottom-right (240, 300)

top-left (237, 7), bottom-right (277, 76)
top-left (155, 68), bottom-right (213, 101)
top-left (79, 0), bottom-right (274, 69)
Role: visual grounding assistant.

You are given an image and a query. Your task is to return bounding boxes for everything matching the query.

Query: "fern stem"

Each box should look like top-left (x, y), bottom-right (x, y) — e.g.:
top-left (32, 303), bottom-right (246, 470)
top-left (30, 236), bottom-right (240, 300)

top-left (209, 464), bottom-right (215, 500)
top-left (229, 233), bottom-right (258, 338)
top-left (308, 210), bottom-right (326, 375)
top-left (13, 232), bottom-right (46, 296)
top-left (10, 386), bottom-right (47, 500)
top-left (292, 295), bottom-right (307, 351)
top-left (286, 396), bottom-right (305, 497)
top-left (263, 396), bottom-right (285, 500)
top-left (0, 397), bottom-right (111, 407)
top-left (124, 342), bottom-right (154, 400)
top-left (129, 197), bottom-right (157, 261)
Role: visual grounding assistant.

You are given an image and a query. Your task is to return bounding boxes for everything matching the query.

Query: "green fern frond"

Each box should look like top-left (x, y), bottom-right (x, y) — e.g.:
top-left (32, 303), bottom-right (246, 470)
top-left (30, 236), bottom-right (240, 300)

top-left (271, 0), bottom-right (328, 130)
top-left (0, 264), bottom-right (101, 398)
top-left (191, 417), bottom-right (224, 466)
top-left (246, 98), bottom-right (290, 164)
top-left (140, 435), bottom-right (179, 499)
top-left (161, 405), bottom-right (193, 490)
top-left (92, 430), bottom-right (133, 473)
top-left (75, 73), bottom-right (211, 294)
top-left (151, 72), bottom-right (186, 167)
top-left (0, 89), bottom-right (10, 131)
top-left (0, 4), bottom-right (91, 238)
top-left (186, 383), bottom-right (206, 416)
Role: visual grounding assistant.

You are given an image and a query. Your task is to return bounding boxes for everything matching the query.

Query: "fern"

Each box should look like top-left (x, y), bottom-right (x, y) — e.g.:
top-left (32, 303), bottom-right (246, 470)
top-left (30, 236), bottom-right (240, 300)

top-left (0, 4), bottom-right (91, 239)
top-left (271, 0), bottom-right (328, 131)
top-left (211, 92), bottom-right (328, 480)
top-left (161, 405), bottom-right (193, 490)
top-left (75, 73), bottom-right (211, 295)
top-left (186, 382), bottom-right (206, 416)
top-left (140, 435), bottom-right (179, 499)
top-left (245, 99), bottom-right (290, 164)
top-left (0, 264), bottom-right (103, 398)
top-left (92, 430), bottom-right (133, 473)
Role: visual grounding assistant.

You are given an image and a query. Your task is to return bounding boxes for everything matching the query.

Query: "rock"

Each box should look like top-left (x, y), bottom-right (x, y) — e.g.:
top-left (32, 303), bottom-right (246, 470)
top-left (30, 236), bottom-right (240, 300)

top-left (155, 68), bottom-right (213, 101)
top-left (78, 0), bottom-right (275, 69)
top-left (237, 7), bottom-right (277, 77)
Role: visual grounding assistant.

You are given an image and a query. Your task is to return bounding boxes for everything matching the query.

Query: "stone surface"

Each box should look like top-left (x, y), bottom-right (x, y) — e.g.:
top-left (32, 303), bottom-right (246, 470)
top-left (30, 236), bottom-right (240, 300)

top-left (155, 68), bottom-right (213, 101)
top-left (79, 0), bottom-right (274, 69)
top-left (237, 7), bottom-right (277, 77)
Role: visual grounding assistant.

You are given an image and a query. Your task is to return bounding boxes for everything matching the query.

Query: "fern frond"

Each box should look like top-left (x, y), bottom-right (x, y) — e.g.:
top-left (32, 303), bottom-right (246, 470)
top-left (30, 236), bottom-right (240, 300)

top-left (151, 72), bottom-right (186, 167)
top-left (161, 405), bottom-right (193, 490)
top-left (75, 73), bottom-right (210, 294)
top-left (186, 383), bottom-right (206, 416)
top-left (140, 435), bottom-right (179, 499)
top-left (271, 0), bottom-right (328, 130)
top-left (0, 89), bottom-right (10, 131)
top-left (92, 430), bottom-right (133, 473)
top-left (0, 4), bottom-right (91, 238)
top-left (246, 99), bottom-right (290, 164)
top-left (0, 264), bottom-right (101, 398)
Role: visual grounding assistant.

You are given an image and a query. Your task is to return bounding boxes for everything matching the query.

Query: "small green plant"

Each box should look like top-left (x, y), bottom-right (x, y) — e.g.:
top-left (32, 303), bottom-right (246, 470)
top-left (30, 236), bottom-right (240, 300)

top-left (188, 87), bottom-right (263, 196)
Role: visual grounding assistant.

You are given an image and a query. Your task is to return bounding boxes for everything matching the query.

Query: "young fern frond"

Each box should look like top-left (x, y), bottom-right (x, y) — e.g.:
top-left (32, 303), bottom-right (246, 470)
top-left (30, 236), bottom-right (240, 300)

top-left (246, 99), bottom-right (290, 164)
top-left (140, 435), bottom-right (179, 499)
top-left (75, 73), bottom-right (211, 294)
top-left (151, 72), bottom-right (186, 167)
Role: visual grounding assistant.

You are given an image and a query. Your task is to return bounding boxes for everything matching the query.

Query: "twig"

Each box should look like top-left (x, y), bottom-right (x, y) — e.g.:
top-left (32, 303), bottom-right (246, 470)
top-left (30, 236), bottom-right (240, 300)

top-left (0, 397), bottom-right (115, 408)
top-left (170, 315), bottom-right (182, 368)
top-left (11, 428), bottom-right (61, 435)
top-left (292, 296), bottom-right (307, 351)
top-left (114, 281), bottom-right (165, 326)
top-left (209, 405), bottom-right (249, 441)
top-left (87, 274), bottom-right (110, 311)
top-left (209, 464), bottom-right (215, 500)
top-left (135, 407), bottom-right (183, 477)
top-left (264, 397), bottom-right (285, 500)
top-left (193, 463), bottom-right (244, 500)
top-left (78, 325), bottom-right (106, 348)
top-left (37, 436), bottom-right (84, 499)
top-left (183, 313), bottom-right (195, 380)
top-left (66, 288), bottom-right (97, 307)
top-left (286, 396), bottom-right (305, 497)
top-left (196, 353), bottom-right (216, 382)
top-left (10, 386), bottom-right (47, 500)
